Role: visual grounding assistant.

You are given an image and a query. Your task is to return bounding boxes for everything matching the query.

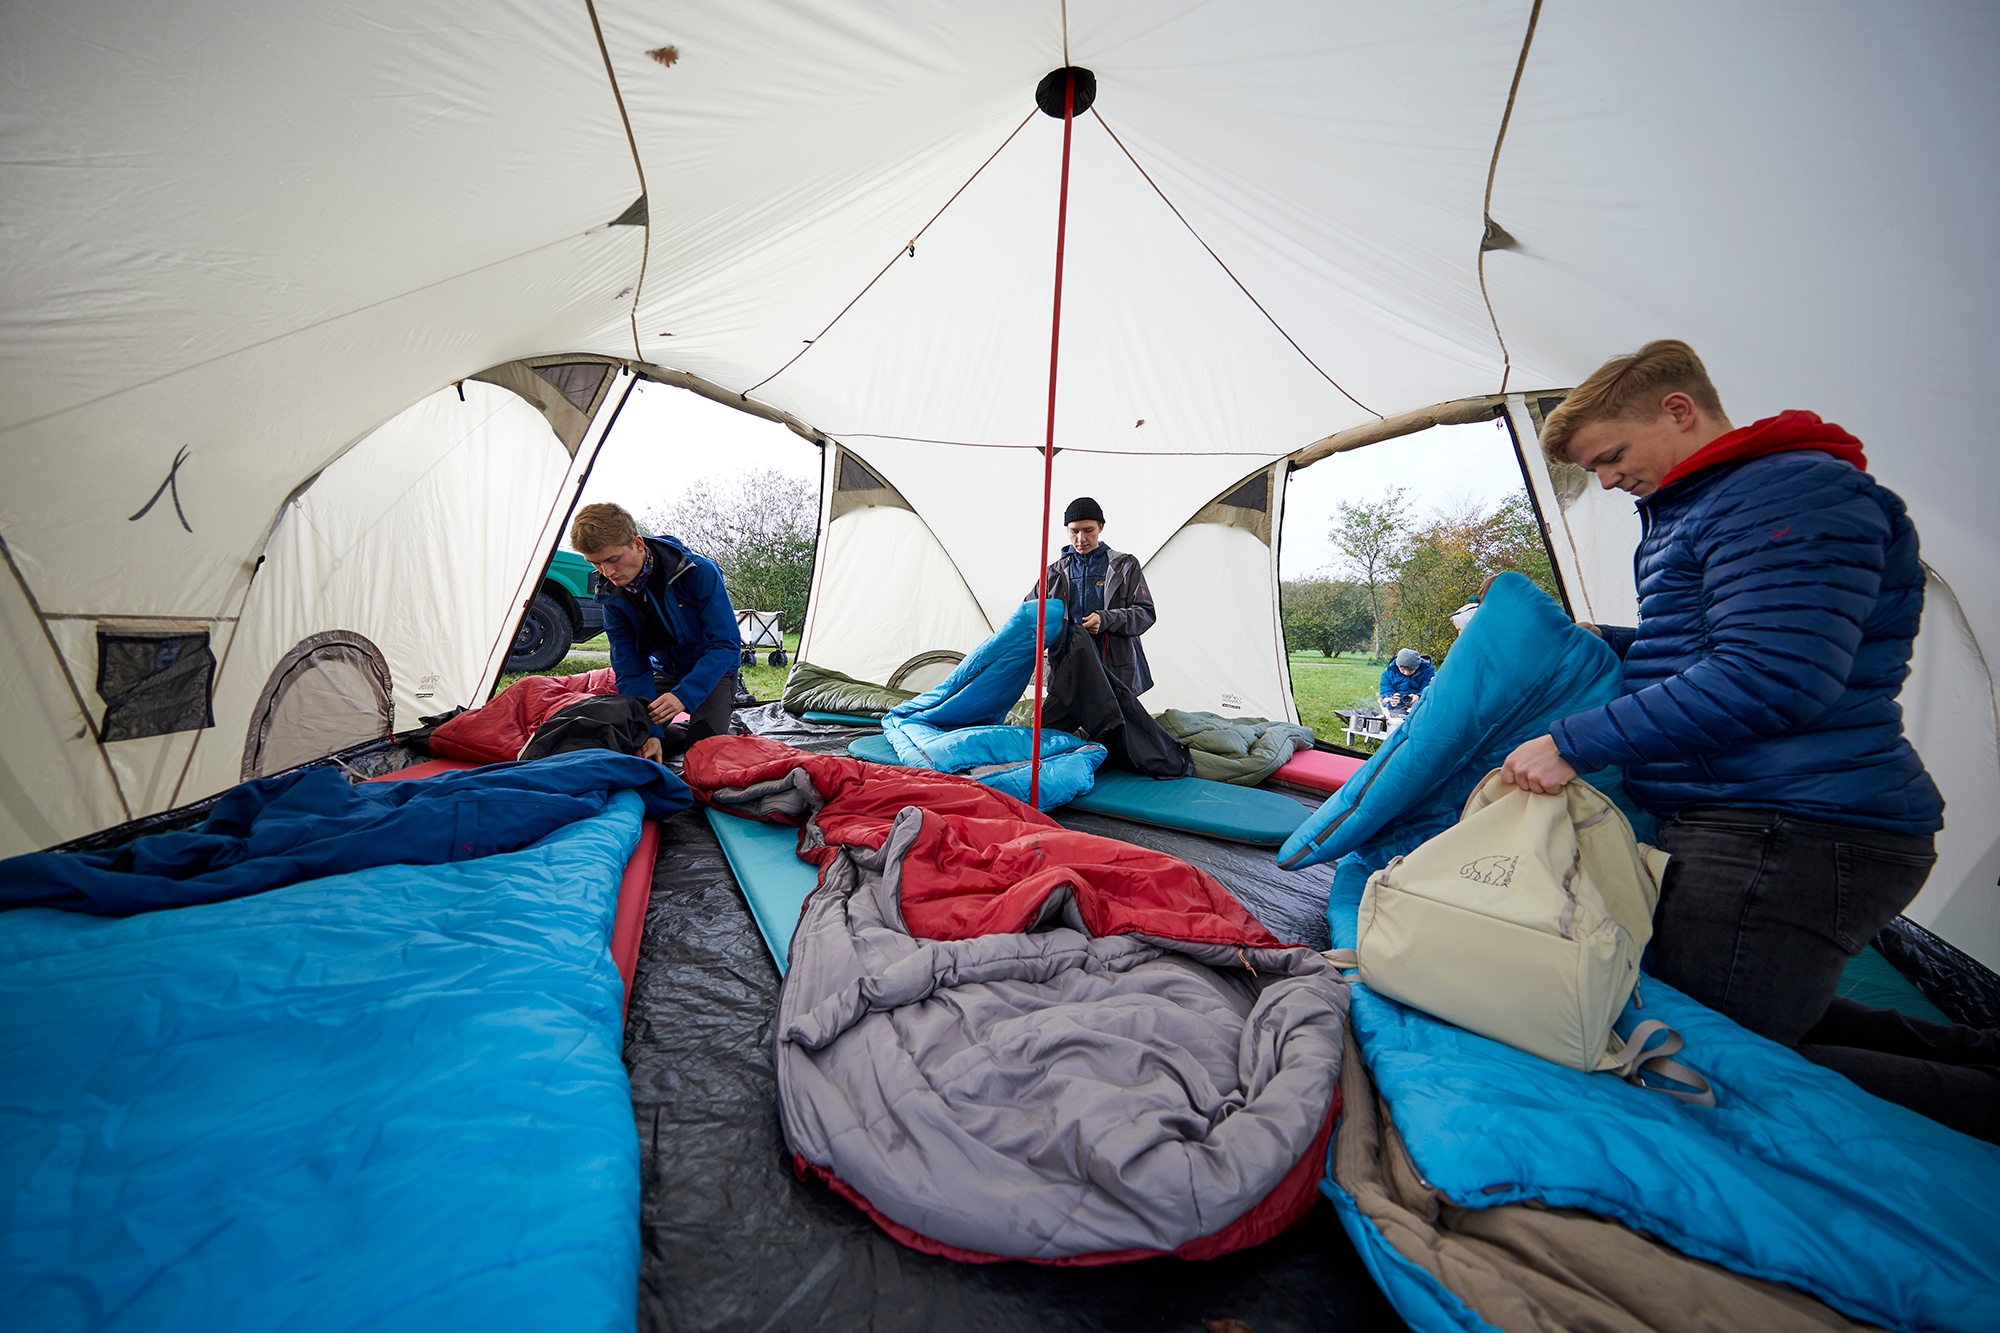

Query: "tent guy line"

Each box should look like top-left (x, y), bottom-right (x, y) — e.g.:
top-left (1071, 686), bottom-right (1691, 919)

top-left (1479, 0), bottom-right (1544, 394)
top-left (742, 109), bottom-right (1040, 399)
top-left (0, 532), bottom-right (130, 823)
top-left (1090, 109), bottom-right (1380, 419)
top-left (583, 0), bottom-right (649, 361)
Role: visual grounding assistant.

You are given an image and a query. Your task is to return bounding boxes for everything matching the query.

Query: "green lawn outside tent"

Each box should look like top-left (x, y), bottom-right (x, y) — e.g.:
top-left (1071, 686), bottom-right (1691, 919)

top-left (500, 639), bottom-right (1385, 749)
top-left (1285, 652), bottom-right (1384, 746)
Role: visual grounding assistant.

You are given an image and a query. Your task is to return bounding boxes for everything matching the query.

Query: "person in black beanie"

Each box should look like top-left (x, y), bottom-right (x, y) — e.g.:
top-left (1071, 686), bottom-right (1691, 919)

top-left (1024, 497), bottom-right (1157, 696)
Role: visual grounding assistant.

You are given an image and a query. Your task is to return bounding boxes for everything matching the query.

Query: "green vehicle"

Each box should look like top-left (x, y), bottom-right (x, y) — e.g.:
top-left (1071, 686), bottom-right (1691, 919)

top-left (504, 549), bottom-right (606, 673)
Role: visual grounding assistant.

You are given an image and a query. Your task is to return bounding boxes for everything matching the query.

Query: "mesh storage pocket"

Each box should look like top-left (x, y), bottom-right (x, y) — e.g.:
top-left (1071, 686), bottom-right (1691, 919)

top-left (96, 629), bottom-right (215, 742)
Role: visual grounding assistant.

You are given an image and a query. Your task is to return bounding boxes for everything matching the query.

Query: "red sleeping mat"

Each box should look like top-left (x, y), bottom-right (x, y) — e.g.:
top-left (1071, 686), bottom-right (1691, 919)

top-left (368, 758), bottom-right (656, 1012)
top-left (1269, 749), bottom-right (1365, 794)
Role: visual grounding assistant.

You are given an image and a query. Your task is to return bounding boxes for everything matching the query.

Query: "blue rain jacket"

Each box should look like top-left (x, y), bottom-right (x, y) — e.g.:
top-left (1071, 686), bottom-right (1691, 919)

top-left (1377, 657), bottom-right (1434, 699)
top-left (599, 535), bottom-right (743, 738)
top-left (1550, 447), bottom-right (1942, 834)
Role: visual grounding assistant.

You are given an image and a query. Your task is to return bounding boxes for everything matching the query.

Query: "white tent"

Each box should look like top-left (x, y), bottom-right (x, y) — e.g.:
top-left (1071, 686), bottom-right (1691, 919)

top-left (2, 2), bottom-right (1994, 964)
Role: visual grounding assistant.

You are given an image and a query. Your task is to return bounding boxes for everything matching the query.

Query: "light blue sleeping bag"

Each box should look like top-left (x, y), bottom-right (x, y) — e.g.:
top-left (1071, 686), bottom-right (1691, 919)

top-left (1292, 575), bottom-right (2000, 1331)
top-left (883, 599), bottom-right (1105, 809)
top-left (0, 794), bottom-right (645, 1332)
top-left (1278, 571), bottom-right (1649, 872)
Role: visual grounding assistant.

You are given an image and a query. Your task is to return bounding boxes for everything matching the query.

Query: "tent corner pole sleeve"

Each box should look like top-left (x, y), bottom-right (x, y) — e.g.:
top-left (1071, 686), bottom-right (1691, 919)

top-left (1031, 72), bottom-right (1078, 809)
top-left (1479, 0), bottom-right (1545, 394)
top-left (583, 0), bottom-right (649, 359)
top-left (1499, 396), bottom-right (1575, 621)
top-left (480, 372), bottom-right (640, 700)
top-left (0, 532), bottom-right (132, 824)
top-left (163, 563), bottom-right (265, 809)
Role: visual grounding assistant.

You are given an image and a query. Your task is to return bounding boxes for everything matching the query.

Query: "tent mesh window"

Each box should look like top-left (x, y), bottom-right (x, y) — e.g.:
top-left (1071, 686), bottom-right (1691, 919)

top-left (530, 362), bottom-right (612, 415)
top-left (829, 449), bottom-right (914, 520)
top-left (95, 629), bottom-right (216, 742)
top-left (242, 631), bottom-right (394, 780)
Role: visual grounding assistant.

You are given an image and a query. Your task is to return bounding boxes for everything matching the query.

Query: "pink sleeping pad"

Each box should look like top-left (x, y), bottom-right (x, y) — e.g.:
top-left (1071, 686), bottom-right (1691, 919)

top-left (1270, 749), bottom-right (1364, 794)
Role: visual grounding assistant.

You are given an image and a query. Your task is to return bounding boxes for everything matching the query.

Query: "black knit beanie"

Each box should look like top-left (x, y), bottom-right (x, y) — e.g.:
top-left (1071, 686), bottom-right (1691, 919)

top-left (1063, 496), bottom-right (1105, 525)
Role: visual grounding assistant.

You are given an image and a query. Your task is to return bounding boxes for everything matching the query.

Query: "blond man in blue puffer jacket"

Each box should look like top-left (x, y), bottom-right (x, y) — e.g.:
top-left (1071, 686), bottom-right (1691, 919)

top-left (1500, 340), bottom-right (1995, 1144)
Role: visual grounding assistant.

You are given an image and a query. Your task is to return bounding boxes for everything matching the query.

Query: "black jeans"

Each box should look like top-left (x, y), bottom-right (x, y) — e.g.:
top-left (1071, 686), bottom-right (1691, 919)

top-left (1655, 808), bottom-right (2000, 1143)
top-left (654, 670), bottom-right (739, 756)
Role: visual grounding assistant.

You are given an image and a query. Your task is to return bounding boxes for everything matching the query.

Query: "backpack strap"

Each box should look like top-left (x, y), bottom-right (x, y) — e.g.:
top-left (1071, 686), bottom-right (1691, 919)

top-left (1607, 1019), bottom-right (1717, 1107)
top-left (1321, 948), bottom-right (1360, 973)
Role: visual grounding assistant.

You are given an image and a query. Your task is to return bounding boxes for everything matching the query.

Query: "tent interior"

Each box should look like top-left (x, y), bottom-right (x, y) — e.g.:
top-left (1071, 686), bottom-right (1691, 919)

top-left (3, 1), bottom-right (1997, 1327)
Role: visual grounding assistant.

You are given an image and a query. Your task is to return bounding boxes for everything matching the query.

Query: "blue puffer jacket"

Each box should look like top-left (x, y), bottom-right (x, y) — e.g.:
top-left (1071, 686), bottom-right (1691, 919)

top-left (1551, 413), bottom-right (1943, 834)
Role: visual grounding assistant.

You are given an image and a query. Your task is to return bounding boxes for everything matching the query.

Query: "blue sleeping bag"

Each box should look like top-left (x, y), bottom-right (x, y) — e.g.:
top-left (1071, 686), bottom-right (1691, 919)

top-left (1299, 576), bottom-right (2000, 1330)
top-left (1279, 572), bottom-right (1648, 871)
top-left (0, 788), bottom-right (647, 1330)
top-left (883, 599), bottom-right (1106, 809)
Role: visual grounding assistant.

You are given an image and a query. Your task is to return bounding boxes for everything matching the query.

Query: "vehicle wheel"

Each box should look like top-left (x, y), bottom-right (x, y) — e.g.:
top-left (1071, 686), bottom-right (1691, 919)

top-left (504, 592), bottom-right (572, 672)
top-left (741, 649), bottom-right (757, 667)
top-left (768, 649), bottom-right (788, 667)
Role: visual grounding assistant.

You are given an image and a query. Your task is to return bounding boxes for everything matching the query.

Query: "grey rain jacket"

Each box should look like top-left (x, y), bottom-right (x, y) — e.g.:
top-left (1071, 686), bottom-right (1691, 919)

top-left (1027, 544), bottom-right (1156, 696)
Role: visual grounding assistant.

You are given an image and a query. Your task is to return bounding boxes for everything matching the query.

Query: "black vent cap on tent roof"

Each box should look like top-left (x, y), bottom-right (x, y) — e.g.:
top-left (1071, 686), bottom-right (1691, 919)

top-left (1036, 67), bottom-right (1096, 118)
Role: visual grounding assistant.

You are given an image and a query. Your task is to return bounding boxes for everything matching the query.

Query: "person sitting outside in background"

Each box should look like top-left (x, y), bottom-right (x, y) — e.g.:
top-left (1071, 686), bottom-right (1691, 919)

top-left (1378, 648), bottom-right (1434, 711)
top-left (570, 502), bottom-right (742, 762)
top-left (1499, 339), bottom-right (1997, 1142)
top-left (1027, 497), bottom-right (1157, 697)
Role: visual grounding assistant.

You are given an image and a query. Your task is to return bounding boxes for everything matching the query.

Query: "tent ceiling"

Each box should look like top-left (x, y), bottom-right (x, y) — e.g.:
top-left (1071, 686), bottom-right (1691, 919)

top-left (2, 1), bottom-right (1995, 954)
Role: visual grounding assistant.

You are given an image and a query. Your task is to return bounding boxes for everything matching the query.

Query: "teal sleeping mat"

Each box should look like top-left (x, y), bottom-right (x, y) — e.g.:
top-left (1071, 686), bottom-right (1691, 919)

top-left (703, 806), bottom-right (818, 972)
top-left (801, 710), bottom-right (883, 727)
top-left (846, 733), bottom-right (1308, 847)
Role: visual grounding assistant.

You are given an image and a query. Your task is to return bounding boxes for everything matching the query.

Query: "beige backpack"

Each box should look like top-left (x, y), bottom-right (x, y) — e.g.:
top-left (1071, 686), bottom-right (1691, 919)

top-left (1328, 770), bottom-right (1713, 1104)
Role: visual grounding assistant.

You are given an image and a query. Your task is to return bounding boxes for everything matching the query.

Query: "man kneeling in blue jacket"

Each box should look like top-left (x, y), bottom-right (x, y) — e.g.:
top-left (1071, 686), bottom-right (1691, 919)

top-left (1378, 648), bottom-right (1434, 710)
top-left (571, 502), bottom-right (743, 762)
top-left (1500, 339), bottom-right (1997, 1142)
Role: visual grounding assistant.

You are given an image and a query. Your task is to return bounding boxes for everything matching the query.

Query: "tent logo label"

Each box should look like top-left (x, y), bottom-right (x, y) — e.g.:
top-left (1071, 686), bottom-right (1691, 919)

top-left (129, 445), bottom-right (193, 532)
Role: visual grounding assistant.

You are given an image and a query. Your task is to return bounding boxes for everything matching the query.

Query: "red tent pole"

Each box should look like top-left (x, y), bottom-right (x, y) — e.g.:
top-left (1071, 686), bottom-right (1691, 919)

top-left (1030, 71), bottom-right (1076, 810)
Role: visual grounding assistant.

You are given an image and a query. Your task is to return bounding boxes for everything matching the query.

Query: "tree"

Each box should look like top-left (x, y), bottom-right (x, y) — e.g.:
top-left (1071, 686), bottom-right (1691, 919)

top-left (1330, 488), bottom-right (1410, 659)
top-left (644, 469), bottom-right (818, 634)
top-left (1385, 489), bottom-right (1560, 665)
top-left (1281, 578), bottom-right (1374, 656)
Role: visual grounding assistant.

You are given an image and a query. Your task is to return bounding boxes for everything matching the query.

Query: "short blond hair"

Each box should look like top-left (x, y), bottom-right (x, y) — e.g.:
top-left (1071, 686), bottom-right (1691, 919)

top-left (570, 502), bottom-right (640, 553)
top-left (1541, 339), bottom-right (1726, 467)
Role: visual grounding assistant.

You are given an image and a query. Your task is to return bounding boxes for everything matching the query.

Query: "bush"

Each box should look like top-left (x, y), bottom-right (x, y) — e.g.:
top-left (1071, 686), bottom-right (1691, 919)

top-left (644, 469), bottom-right (817, 634)
top-left (1384, 490), bottom-right (1559, 664)
top-left (1282, 578), bottom-right (1374, 656)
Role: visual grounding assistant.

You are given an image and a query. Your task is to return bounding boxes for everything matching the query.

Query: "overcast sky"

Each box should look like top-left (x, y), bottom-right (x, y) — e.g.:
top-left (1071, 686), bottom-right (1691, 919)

top-left (580, 381), bottom-right (1533, 579)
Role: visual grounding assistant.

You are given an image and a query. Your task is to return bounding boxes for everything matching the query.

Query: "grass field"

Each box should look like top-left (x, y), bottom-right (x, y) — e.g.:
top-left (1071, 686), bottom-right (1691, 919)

top-left (494, 632), bottom-right (799, 702)
top-left (1285, 651), bottom-right (1386, 746)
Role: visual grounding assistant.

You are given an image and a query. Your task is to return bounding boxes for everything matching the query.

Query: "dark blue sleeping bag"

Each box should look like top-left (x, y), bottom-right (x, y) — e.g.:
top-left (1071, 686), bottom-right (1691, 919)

top-left (0, 752), bottom-right (690, 915)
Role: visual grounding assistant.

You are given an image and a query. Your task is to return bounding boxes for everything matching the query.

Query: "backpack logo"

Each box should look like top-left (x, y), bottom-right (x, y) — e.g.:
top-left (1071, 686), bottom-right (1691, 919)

top-left (1460, 854), bottom-right (1517, 886)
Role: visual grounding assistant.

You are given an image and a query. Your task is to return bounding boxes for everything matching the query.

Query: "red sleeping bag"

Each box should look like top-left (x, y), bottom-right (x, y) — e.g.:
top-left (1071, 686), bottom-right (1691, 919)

top-left (685, 735), bottom-right (1344, 1264)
